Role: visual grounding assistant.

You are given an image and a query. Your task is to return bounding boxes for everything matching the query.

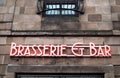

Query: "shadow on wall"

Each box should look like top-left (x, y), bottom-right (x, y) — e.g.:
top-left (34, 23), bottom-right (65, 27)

top-left (41, 16), bottom-right (81, 30)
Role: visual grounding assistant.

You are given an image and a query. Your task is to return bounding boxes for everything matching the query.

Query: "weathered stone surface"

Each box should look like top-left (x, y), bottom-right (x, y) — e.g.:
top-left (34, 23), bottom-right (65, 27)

top-left (0, 65), bottom-right (7, 74)
top-left (64, 37), bottom-right (83, 44)
top-left (111, 46), bottom-right (120, 54)
top-left (114, 66), bottom-right (120, 75)
top-left (0, 37), bottom-right (7, 44)
top-left (111, 6), bottom-right (120, 13)
top-left (0, 30), bottom-right (11, 35)
top-left (0, 55), bottom-right (4, 64)
top-left (0, 45), bottom-right (10, 54)
top-left (3, 14), bottom-right (13, 22)
top-left (6, 0), bottom-right (15, 7)
top-left (79, 14), bottom-right (88, 22)
top-left (94, 0), bottom-right (110, 6)
top-left (4, 73), bottom-right (14, 78)
top-left (43, 58), bottom-right (64, 65)
top-left (113, 21), bottom-right (120, 30)
top-left (85, 6), bottom-right (95, 13)
top-left (104, 37), bottom-right (120, 44)
top-left (0, 7), bottom-right (8, 13)
top-left (95, 6), bottom-right (111, 14)
top-left (113, 30), bottom-right (120, 35)
top-left (83, 37), bottom-right (104, 44)
top-left (8, 6), bottom-right (14, 13)
top-left (116, 0), bottom-right (120, 5)
top-left (97, 22), bottom-right (113, 30)
top-left (110, 0), bottom-right (116, 5)
top-left (112, 13), bottom-right (119, 21)
top-left (102, 15), bottom-right (111, 22)
top-left (0, 23), bottom-right (11, 30)
top-left (0, 14), bottom-right (4, 21)
top-left (81, 22), bottom-right (99, 30)
top-left (20, 7), bottom-right (25, 14)
top-left (22, 58), bottom-right (43, 65)
top-left (25, 0), bottom-right (37, 7)
top-left (16, 0), bottom-right (25, 7)
top-left (88, 14), bottom-right (102, 22)
top-left (24, 7), bottom-right (36, 14)
top-left (7, 37), bottom-right (25, 44)
top-left (7, 65), bottom-right (113, 74)
top-left (0, 0), bottom-right (6, 6)
top-left (25, 37), bottom-right (64, 44)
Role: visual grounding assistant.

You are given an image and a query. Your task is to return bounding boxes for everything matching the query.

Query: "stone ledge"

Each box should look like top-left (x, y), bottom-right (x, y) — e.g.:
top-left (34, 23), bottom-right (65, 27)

top-left (0, 30), bottom-right (120, 36)
top-left (10, 30), bottom-right (114, 36)
top-left (7, 65), bottom-right (113, 73)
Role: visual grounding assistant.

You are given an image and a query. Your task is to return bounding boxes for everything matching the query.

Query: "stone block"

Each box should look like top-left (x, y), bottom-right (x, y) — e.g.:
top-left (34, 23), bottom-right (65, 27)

top-left (9, 57), bottom-right (24, 64)
top-left (15, 7), bottom-right (20, 15)
top-left (25, 37), bottom-right (63, 44)
top-left (95, 6), bottom-right (111, 14)
top-left (64, 37), bottom-right (83, 44)
top-left (104, 37), bottom-right (120, 45)
top-left (25, 0), bottom-right (37, 7)
top-left (111, 46), bottom-right (120, 54)
top-left (20, 7), bottom-right (25, 14)
top-left (116, 0), bottom-right (120, 5)
top-left (0, 30), bottom-right (11, 35)
top-left (14, 15), bottom-right (41, 22)
top-left (0, 23), bottom-right (11, 30)
top-left (6, 0), bottom-right (15, 7)
top-left (64, 58), bottom-right (85, 65)
top-left (0, 45), bottom-right (10, 54)
top-left (3, 14), bottom-right (13, 22)
top-left (97, 22), bottom-right (113, 30)
top-left (112, 13), bottom-right (119, 21)
top-left (83, 37), bottom-right (104, 44)
top-left (0, 37), bottom-right (7, 44)
top-left (111, 56), bottom-right (120, 65)
top-left (43, 58), bottom-right (64, 65)
top-left (7, 37), bottom-right (25, 44)
top-left (16, 0), bottom-right (25, 7)
top-left (114, 66), bottom-right (120, 75)
top-left (24, 7), bottom-right (36, 14)
top-left (88, 14), bottom-right (102, 22)
top-left (8, 6), bottom-right (14, 13)
top-left (0, 7), bottom-right (8, 13)
top-left (86, 0), bottom-right (95, 6)
top-left (62, 22), bottom-right (80, 30)
top-left (0, 0), bottom-right (6, 6)
top-left (85, 6), bottom-right (95, 13)
top-left (0, 55), bottom-right (4, 64)
top-left (118, 14), bottom-right (120, 20)
top-left (0, 14), bottom-right (4, 21)
top-left (4, 73), bottom-right (14, 78)
top-left (81, 22), bottom-right (99, 30)
top-left (79, 14), bottom-right (88, 22)
top-left (110, 0), bottom-right (116, 5)
top-left (82, 58), bottom-right (111, 65)
top-left (113, 30), bottom-right (120, 35)
top-left (0, 65), bottom-right (7, 74)
top-left (13, 22), bottom-right (41, 30)
top-left (111, 6), bottom-right (120, 13)
top-left (113, 21), bottom-right (120, 30)
top-left (94, 0), bottom-right (110, 6)
top-left (22, 58), bottom-right (43, 65)
top-left (102, 15), bottom-right (111, 22)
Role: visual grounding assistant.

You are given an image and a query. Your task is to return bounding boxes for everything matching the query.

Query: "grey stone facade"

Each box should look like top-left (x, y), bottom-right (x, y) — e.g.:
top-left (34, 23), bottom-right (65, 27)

top-left (0, 0), bottom-right (120, 78)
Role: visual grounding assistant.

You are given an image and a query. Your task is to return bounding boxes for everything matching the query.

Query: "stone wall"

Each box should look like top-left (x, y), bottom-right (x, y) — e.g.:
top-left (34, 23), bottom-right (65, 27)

top-left (0, 0), bottom-right (120, 78)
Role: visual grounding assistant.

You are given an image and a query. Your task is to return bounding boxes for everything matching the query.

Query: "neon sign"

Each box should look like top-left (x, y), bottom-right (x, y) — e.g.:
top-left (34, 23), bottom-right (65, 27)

top-left (10, 42), bottom-right (111, 57)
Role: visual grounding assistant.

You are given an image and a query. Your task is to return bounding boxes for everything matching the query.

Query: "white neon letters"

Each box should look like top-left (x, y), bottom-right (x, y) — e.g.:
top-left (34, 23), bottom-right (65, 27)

top-left (10, 42), bottom-right (111, 57)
